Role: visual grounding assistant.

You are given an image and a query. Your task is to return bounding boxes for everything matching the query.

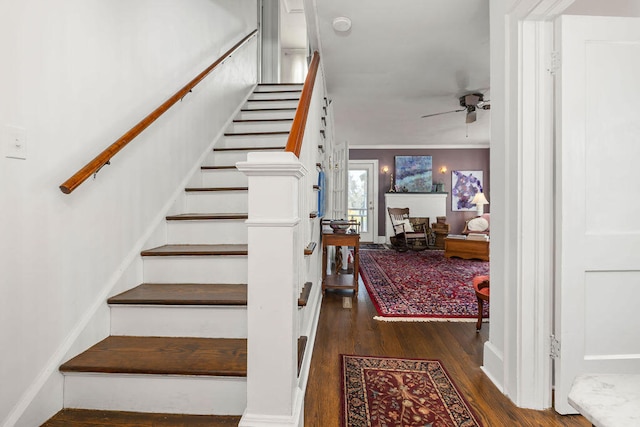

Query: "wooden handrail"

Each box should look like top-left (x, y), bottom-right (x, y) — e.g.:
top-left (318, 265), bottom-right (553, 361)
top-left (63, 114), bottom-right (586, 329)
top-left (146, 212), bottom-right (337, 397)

top-left (60, 29), bottom-right (258, 194)
top-left (285, 51), bottom-right (320, 157)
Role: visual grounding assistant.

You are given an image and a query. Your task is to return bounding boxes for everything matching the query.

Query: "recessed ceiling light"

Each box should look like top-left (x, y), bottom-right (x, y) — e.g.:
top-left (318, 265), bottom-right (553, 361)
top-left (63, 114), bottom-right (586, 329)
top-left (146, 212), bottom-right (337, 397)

top-left (332, 17), bottom-right (352, 32)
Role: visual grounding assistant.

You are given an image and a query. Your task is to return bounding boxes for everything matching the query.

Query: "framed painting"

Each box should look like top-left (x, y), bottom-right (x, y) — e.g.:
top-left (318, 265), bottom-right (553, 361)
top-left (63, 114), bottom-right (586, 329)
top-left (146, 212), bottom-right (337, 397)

top-left (394, 155), bottom-right (433, 192)
top-left (451, 170), bottom-right (483, 211)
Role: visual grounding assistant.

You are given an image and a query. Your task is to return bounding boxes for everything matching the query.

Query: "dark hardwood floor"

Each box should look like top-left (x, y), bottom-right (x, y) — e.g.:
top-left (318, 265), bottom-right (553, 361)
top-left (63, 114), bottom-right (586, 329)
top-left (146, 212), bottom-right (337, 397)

top-left (304, 270), bottom-right (590, 427)
top-left (44, 254), bottom-right (590, 426)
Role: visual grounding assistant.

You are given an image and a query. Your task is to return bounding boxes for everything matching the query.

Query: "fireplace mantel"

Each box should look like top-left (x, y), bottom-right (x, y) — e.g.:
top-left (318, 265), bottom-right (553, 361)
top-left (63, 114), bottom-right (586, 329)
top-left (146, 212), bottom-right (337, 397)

top-left (384, 193), bottom-right (447, 244)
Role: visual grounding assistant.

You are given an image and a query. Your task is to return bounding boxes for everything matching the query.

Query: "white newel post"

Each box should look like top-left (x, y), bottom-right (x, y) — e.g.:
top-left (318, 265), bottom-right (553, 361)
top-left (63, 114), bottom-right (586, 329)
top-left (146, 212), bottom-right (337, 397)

top-left (236, 151), bottom-right (307, 426)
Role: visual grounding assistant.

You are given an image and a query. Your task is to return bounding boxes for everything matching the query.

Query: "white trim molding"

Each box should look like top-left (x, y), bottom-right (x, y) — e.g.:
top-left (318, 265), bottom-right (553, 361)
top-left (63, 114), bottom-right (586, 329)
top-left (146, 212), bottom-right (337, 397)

top-left (238, 151), bottom-right (307, 426)
top-left (486, 0), bottom-right (574, 411)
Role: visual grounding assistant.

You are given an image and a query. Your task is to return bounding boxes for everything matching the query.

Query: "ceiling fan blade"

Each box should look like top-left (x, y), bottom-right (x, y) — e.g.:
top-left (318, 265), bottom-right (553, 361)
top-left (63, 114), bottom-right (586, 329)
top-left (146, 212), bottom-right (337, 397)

top-left (421, 108), bottom-right (465, 118)
top-left (466, 110), bottom-right (477, 123)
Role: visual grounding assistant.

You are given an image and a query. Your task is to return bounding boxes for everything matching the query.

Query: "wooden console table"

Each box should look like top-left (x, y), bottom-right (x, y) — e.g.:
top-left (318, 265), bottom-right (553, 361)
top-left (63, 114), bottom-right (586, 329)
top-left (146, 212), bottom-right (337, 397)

top-left (444, 237), bottom-right (489, 261)
top-left (322, 232), bottom-right (360, 296)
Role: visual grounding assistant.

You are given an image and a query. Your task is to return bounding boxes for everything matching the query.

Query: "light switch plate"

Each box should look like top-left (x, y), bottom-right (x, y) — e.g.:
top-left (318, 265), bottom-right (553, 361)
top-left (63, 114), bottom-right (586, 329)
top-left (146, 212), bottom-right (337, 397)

top-left (5, 125), bottom-right (27, 160)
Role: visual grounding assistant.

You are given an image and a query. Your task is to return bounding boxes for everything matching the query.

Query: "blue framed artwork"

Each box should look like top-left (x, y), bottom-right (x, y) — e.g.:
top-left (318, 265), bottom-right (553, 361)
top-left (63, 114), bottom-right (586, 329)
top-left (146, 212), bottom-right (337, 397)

top-left (394, 155), bottom-right (433, 192)
top-left (317, 170), bottom-right (325, 217)
top-left (451, 170), bottom-right (483, 211)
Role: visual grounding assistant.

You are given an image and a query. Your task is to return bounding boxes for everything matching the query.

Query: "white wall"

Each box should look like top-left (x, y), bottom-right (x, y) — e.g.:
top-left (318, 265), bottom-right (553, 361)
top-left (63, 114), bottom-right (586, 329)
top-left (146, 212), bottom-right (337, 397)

top-left (0, 1), bottom-right (257, 425)
top-left (564, 0), bottom-right (640, 17)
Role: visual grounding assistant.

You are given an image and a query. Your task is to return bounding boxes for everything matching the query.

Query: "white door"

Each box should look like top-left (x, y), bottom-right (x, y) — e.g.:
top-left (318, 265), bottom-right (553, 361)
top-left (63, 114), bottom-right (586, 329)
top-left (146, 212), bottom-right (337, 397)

top-left (554, 15), bottom-right (640, 414)
top-left (348, 160), bottom-right (378, 243)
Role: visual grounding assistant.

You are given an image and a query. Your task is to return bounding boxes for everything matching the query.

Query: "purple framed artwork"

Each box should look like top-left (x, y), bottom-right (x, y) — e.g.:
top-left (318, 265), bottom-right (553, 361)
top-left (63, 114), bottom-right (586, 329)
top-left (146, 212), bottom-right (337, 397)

top-left (451, 170), bottom-right (483, 211)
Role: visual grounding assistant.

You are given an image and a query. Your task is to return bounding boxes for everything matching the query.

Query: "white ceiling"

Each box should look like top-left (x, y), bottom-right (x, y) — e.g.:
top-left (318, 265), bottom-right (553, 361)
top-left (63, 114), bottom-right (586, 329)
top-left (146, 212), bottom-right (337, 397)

top-left (283, 0), bottom-right (490, 149)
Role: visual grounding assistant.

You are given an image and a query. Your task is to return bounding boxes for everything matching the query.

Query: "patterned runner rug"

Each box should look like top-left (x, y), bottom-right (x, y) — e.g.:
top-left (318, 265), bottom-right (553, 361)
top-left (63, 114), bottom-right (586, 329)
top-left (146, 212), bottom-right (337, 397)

top-left (359, 249), bottom-right (489, 321)
top-left (341, 355), bottom-right (482, 427)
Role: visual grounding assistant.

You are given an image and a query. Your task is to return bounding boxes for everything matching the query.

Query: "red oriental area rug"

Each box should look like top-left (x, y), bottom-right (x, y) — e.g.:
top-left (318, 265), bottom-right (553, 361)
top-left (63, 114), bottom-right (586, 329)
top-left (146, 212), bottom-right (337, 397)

top-left (359, 249), bottom-right (489, 321)
top-left (341, 355), bottom-right (482, 427)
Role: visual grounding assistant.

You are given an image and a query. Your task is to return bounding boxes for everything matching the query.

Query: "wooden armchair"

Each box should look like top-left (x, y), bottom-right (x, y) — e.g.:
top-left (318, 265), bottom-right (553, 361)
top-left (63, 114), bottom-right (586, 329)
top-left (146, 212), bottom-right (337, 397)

top-left (387, 207), bottom-right (429, 251)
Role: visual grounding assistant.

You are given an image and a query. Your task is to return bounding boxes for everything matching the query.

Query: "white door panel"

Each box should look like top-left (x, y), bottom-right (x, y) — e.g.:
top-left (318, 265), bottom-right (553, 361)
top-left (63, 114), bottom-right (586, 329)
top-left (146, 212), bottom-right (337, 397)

top-left (555, 15), bottom-right (640, 414)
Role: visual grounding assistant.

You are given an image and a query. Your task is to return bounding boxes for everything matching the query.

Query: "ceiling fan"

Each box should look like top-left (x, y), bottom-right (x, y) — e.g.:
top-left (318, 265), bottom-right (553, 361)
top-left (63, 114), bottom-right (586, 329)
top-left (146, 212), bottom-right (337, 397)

top-left (421, 93), bottom-right (490, 123)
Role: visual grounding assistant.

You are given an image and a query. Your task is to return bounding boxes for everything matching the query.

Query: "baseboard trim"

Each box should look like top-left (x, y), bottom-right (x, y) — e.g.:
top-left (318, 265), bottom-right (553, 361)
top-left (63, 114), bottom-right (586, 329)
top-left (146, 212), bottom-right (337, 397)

top-left (482, 340), bottom-right (505, 393)
top-left (239, 387), bottom-right (304, 426)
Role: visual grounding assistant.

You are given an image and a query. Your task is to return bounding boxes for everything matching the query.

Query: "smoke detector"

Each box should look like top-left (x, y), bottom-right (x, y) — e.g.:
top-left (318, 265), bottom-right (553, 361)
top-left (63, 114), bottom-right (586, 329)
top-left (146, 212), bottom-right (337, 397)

top-left (332, 17), bottom-right (352, 32)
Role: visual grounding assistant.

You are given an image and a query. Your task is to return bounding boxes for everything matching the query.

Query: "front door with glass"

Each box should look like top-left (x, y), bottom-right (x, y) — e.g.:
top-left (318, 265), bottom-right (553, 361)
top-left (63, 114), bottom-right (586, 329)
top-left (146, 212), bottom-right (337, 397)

top-left (348, 161), bottom-right (378, 243)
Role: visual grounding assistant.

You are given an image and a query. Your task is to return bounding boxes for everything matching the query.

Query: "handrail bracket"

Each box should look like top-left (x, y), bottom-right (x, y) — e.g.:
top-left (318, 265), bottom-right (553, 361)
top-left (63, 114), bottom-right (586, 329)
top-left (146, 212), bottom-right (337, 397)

top-left (93, 160), bottom-right (111, 179)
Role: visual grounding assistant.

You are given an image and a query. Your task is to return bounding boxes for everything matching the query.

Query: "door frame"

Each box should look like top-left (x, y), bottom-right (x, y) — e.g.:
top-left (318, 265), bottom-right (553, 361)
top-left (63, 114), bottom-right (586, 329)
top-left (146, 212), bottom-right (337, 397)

top-left (348, 160), bottom-right (379, 243)
top-left (485, 0), bottom-right (576, 411)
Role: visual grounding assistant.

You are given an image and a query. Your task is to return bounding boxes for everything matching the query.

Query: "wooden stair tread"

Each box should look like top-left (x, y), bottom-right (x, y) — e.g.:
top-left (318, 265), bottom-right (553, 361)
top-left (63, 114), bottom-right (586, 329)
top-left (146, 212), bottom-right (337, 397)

top-left (251, 90), bottom-right (301, 95)
top-left (185, 187), bottom-right (248, 192)
top-left (166, 213), bottom-right (248, 220)
top-left (246, 98), bottom-right (300, 102)
top-left (108, 283), bottom-right (247, 306)
top-left (240, 108), bottom-right (296, 112)
top-left (304, 242), bottom-right (317, 256)
top-left (213, 146), bottom-right (284, 152)
top-left (141, 244), bottom-right (248, 256)
top-left (233, 119), bottom-right (294, 123)
top-left (298, 282), bottom-right (313, 307)
top-left (257, 83), bottom-right (302, 86)
top-left (42, 409), bottom-right (240, 427)
top-left (60, 336), bottom-right (247, 377)
top-left (224, 131), bottom-right (289, 136)
top-left (201, 165), bottom-right (237, 170)
top-left (298, 336), bottom-right (308, 377)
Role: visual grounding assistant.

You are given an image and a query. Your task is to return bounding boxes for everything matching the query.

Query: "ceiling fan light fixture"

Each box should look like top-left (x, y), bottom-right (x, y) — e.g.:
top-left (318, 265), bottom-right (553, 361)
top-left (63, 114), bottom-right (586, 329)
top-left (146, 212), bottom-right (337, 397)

top-left (466, 94), bottom-right (480, 106)
top-left (333, 16), bottom-right (352, 32)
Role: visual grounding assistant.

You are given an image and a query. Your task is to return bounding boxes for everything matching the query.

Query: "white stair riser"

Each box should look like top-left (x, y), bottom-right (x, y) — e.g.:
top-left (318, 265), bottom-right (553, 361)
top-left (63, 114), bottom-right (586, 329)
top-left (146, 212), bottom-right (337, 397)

top-left (110, 305), bottom-right (247, 338)
top-left (167, 220), bottom-right (247, 245)
top-left (206, 150), bottom-right (251, 166)
top-left (244, 100), bottom-right (299, 110)
top-left (207, 149), bottom-right (285, 166)
top-left (143, 256), bottom-right (247, 283)
top-left (236, 109), bottom-right (295, 120)
top-left (229, 120), bottom-right (293, 133)
top-left (249, 92), bottom-right (301, 101)
top-left (200, 169), bottom-right (248, 187)
top-left (255, 84), bottom-right (302, 92)
top-left (185, 191), bottom-right (248, 213)
top-left (63, 373), bottom-right (246, 415)
top-left (218, 134), bottom-right (289, 148)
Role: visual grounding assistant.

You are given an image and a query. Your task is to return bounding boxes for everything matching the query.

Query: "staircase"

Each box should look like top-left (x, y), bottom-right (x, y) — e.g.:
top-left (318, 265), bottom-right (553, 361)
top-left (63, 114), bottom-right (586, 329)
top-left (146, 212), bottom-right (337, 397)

top-left (43, 84), bottom-right (306, 426)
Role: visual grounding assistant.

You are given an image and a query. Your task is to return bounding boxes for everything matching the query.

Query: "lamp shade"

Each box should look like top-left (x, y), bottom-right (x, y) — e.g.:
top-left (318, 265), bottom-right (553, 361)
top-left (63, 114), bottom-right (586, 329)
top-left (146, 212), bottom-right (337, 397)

top-left (471, 192), bottom-right (489, 205)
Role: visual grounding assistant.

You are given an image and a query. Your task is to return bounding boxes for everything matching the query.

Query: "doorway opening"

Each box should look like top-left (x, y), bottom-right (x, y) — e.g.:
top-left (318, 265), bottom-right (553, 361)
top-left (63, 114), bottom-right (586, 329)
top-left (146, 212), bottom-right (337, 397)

top-left (348, 160), bottom-right (378, 243)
